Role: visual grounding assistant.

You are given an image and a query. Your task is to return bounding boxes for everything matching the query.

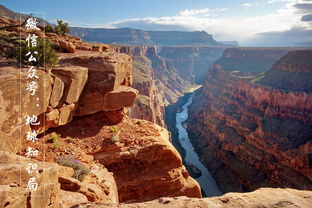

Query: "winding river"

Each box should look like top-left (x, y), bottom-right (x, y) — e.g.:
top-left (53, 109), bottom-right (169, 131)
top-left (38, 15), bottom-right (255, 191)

top-left (176, 93), bottom-right (222, 197)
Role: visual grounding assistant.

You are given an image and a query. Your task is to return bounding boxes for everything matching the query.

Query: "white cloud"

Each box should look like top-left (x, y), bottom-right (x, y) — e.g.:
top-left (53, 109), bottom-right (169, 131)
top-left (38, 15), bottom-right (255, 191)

top-left (242, 3), bottom-right (252, 7)
top-left (73, 1), bottom-right (312, 45)
top-left (179, 8), bottom-right (210, 16)
top-left (178, 8), bottom-right (226, 16)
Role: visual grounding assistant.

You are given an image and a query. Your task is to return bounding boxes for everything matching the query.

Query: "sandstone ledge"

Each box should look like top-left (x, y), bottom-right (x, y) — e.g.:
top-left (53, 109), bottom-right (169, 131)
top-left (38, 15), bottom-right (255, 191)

top-left (73, 188), bottom-right (312, 208)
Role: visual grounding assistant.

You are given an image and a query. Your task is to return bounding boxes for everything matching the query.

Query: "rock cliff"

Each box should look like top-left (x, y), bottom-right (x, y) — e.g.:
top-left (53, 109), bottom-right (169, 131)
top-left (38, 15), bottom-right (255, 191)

top-left (70, 28), bottom-right (222, 46)
top-left (187, 50), bottom-right (312, 193)
top-left (72, 188), bottom-right (312, 208)
top-left (0, 22), bottom-right (202, 206)
top-left (254, 50), bottom-right (312, 93)
top-left (213, 47), bottom-right (290, 75)
top-left (113, 45), bottom-right (166, 127)
top-left (158, 46), bottom-right (225, 84)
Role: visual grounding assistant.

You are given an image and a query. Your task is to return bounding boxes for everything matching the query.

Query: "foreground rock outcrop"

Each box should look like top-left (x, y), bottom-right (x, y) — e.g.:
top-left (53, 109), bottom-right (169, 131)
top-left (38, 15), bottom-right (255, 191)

top-left (30, 112), bottom-right (202, 203)
top-left (187, 50), bottom-right (312, 192)
top-left (74, 188), bottom-right (312, 208)
top-left (0, 151), bottom-right (119, 208)
top-left (0, 23), bottom-right (201, 204)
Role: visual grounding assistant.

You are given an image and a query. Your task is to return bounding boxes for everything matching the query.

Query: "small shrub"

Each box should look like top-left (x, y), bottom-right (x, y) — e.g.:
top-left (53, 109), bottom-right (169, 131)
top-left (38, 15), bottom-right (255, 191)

top-left (54, 19), bottom-right (70, 35)
top-left (17, 38), bottom-right (58, 67)
top-left (110, 126), bottom-right (118, 132)
top-left (56, 156), bottom-right (90, 181)
top-left (50, 132), bottom-right (60, 148)
top-left (111, 130), bottom-right (121, 143)
top-left (45, 25), bottom-right (55, 33)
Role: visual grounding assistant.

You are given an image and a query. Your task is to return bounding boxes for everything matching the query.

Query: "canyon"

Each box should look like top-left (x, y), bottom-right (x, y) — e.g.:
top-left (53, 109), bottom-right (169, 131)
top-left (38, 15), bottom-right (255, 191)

top-left (1, 5), bottom-right (312, 208)
top-left (187, 49), bottom-right (312, 193)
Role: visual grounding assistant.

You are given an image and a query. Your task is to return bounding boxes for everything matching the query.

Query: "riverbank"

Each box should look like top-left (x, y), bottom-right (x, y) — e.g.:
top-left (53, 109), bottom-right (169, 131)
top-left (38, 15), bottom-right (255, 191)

top-left (165, 91), bottom-right (222, 197)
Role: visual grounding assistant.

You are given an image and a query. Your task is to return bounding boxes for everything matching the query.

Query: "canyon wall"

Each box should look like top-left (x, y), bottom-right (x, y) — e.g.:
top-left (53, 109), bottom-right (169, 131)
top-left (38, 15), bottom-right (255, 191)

top-left (159, 46), bottom-right (225, 84)
top-left (213, 47), bottom-right (290, 75)
top-left (70, 27), bottom-right (221, 46)
top-left (187, 50), bottom-right (312, 193)
top-left (113, 45), bottom-right (225, 126)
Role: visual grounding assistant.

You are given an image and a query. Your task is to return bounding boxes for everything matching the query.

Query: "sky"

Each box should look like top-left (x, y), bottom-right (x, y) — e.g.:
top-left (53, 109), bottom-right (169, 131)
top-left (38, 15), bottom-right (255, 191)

top-left (2, 0), bottom-right (312, 46)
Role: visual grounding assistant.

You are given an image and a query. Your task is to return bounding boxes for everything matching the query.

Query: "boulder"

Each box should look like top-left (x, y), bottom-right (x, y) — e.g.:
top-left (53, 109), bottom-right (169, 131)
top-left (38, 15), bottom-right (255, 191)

top-left (59, 53), bottom-right (132, 116)
top-left (93, 120), bottom-right (201, 202)
top-left (51, 66), bottom-right (88, 106)
top-left (50, 75), bottom-right (64, 108)
top-left (58, 190), bottom-right (88, 208)
top-left (103, 86), bottom-right (138, 111)
top-left (59, 40), bottom-right (76, 53)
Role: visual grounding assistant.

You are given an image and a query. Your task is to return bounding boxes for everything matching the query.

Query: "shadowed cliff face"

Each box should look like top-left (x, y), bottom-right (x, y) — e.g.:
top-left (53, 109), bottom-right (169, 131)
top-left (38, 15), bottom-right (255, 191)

top-left (158, 46), bottom-right (225, 84)
top-left (187, 50), bottom-right (312, 193)
top-left (254, 50), bottom-right (312, 93)
top-left (213, 48), bottom-right (291, 76)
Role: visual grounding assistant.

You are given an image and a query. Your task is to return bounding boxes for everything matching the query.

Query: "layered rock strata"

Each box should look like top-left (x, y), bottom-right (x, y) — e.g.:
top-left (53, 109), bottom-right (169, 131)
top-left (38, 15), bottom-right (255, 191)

top-left (158, 46), bottom-right (225, 84)
top-left (0, 50), bottom-right (137, 152)
top-left (213, 47), bottom-right (290, 75)
top-left (187, 51), bottom-right (312, 192)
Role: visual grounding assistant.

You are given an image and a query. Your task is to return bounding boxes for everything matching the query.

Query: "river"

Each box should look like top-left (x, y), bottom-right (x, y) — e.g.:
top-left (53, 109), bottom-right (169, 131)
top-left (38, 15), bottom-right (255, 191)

top-left (175, 92), bottom-right (222, 197)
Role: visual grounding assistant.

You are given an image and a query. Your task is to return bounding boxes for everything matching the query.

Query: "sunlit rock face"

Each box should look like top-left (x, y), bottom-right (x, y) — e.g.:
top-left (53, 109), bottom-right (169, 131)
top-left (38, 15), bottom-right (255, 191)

top-left (187, 50), bottom-right (312, 193)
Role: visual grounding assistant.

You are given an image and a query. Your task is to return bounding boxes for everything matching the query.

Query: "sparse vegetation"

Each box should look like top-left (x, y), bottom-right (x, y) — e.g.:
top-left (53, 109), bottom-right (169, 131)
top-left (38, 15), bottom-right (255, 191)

top-left (44, 25), bottom-right (54, 33)
top-left (56, 156), bottom-right (90, 181)
top-left (17, 38), bottom-right (58, 67)
top-left (54, 19), bottom-right (70, 35)
top-left (111, 130), bottom-right (121, 143)
top-left (111, 126), bottom-right (118, 132)
top-left (50, 132), bottom-right (60, 148)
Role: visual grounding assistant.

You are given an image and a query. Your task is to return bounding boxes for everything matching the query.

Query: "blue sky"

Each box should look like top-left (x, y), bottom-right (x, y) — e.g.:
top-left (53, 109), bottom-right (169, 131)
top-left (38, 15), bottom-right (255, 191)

top-left (2, 0), bottom-right (312, 45)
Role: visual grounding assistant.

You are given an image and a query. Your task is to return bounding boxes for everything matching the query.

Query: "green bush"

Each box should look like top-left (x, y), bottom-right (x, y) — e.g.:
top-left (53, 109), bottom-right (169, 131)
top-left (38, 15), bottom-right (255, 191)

top-left (57, 156), bottom-right (90, 181)
top-left (50, 132), bottom-right (60, 148)
top-left (45, 25), bottom-right (54, 33)
top-left (18, 38), bottom-right (58, 67)
top-left (111, 126), bottom-right (118, 132)
top-left (54, 20), bottom-right (70, 35)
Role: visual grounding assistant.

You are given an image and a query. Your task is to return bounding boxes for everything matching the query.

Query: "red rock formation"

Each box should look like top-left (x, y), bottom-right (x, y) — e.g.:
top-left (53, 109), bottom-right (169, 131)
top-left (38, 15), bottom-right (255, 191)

top-left (0, 151), bottom-right (119, 207)
top-left (73, 188), bottom-right (312, 208)
top-left (187, 51), bottom-right (312, 193)
top-left (90, 118), bottom-right (201, 202)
